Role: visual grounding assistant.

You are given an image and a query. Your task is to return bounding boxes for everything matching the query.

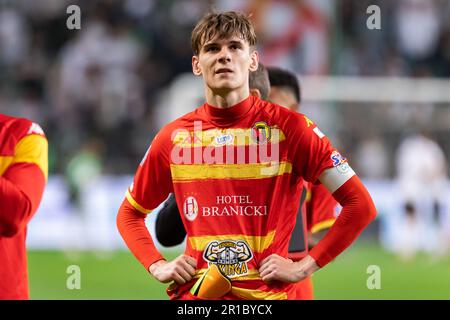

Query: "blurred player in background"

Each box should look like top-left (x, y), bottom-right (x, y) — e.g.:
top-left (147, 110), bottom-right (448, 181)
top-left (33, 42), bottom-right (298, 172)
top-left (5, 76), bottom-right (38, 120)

top-left (395, 131), bottom-right (448, 260)
top-left (268, 66), bottom-right (341, 299)
top-left (155, 66), bottom-right (340, 299)
top-left (0, 114), bottom-right (48, 299)
top-left (117, 11), bottom-right (376, 300)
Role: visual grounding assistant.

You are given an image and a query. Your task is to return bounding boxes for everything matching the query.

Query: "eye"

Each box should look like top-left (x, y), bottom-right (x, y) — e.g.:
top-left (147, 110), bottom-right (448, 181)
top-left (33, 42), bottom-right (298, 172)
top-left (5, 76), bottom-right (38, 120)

top-left (206, 46), bottom-right (219, 52)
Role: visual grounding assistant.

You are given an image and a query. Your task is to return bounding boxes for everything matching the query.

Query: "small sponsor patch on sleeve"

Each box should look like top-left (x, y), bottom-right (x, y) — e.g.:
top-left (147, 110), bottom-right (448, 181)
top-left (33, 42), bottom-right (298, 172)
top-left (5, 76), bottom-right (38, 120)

top-left (313, 127), bottom-right (325, 139)
top-left (27, 122), bottom-right (45, 136)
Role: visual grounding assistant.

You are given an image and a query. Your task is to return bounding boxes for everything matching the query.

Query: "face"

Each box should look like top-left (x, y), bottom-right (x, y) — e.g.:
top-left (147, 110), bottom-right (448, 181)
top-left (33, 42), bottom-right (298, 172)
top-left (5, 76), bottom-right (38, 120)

top-left (268, 86), bottom-right (299, 111)
top-left (192, 35), bottom-right (259, 94)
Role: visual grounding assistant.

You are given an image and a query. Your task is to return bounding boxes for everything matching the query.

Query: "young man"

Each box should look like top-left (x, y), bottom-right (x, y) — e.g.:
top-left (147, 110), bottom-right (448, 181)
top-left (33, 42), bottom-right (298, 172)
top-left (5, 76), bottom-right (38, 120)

top-left (0, 114), bottom-right (48, 299)
top-left (117, 11), bottom-right (376, 300)
top-left (155, 66), bottom-right (338, 299)
top-left (154, 63), bottom-right (271, 248)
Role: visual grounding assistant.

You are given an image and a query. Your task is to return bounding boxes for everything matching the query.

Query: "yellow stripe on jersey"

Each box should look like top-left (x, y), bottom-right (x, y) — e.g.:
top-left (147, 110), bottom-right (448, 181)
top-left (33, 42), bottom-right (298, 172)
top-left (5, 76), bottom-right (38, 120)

top-left (194, 268), bottom-right (261, 281)
top-left (188, 230), bottom-right (276, 253)
top-left (170, 161), bottom-right (292, 182)
top-left (0, 156), bottom-right (13, 176)
top-left (11, 134), bottom-right (48, 180)
top-left (125, 190), bottom-right (153, 214)
top-left (311, 218), bottom-right (336, 234)
top-left (172, 127), bottom-right (286, 147)
top-left (231, 286), bottom-right (288, 300)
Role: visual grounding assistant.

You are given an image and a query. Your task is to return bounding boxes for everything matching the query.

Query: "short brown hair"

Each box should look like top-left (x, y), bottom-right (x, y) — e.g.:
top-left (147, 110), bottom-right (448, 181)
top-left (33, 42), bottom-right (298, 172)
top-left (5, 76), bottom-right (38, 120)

top-left (191, 11), bottom-right (257, 55)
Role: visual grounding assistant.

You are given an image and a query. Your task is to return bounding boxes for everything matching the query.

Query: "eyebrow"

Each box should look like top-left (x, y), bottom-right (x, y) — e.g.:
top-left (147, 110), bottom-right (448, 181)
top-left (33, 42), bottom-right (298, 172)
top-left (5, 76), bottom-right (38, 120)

top-left (202, 39), bottom-right (244, 50)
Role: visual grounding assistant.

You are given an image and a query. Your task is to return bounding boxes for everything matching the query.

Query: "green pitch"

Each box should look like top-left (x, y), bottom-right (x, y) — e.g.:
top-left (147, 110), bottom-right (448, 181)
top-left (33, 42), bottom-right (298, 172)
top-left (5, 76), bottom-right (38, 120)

top-left (28, 243), bottom-right (450, 300)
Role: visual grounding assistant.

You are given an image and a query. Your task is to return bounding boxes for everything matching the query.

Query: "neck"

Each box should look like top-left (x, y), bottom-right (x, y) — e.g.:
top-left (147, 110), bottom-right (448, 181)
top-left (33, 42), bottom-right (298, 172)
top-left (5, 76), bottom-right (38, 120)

top-left (205, 85), bottom-right (250, 108)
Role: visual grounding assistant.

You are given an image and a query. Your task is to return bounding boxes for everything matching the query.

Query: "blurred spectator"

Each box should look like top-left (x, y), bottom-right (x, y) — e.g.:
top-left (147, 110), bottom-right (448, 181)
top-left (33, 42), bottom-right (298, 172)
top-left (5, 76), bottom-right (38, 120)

top-left (354, 134), bottom-right (389, 179)
top-left (395, 132), bottom-right (448, 259)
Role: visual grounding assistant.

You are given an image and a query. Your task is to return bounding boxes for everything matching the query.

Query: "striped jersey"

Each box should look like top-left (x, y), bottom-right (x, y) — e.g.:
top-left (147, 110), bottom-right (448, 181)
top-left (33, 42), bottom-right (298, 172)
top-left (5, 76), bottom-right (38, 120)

top-left (126, 95), bottom-right (343, 299)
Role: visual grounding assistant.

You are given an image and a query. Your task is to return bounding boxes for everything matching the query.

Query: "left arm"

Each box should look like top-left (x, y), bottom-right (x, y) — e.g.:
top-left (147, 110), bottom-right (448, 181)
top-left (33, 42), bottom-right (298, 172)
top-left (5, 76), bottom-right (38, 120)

top-left (259, 114), bottom-right (376, 283)
top-left (259, 173), bottom-right (376, 282)
top-left (259, 174), bottom-right (376, 282)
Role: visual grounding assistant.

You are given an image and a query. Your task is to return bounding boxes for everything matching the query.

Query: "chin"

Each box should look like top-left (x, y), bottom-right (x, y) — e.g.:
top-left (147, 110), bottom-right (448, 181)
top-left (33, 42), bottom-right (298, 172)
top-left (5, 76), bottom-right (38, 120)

top-left (211, 82), bottom-right (236, 92)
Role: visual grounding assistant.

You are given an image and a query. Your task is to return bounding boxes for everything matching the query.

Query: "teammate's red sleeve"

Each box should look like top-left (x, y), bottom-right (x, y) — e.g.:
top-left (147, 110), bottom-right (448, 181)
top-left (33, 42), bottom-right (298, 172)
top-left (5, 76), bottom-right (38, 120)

top-left (0, 163), bottom-right (46, 237)
top-left (309, 175), bottom-right (377, 267)
top-left (117, 198), bottom-right (165, 270)
top-left (0, 123), bottom-right (47, 238)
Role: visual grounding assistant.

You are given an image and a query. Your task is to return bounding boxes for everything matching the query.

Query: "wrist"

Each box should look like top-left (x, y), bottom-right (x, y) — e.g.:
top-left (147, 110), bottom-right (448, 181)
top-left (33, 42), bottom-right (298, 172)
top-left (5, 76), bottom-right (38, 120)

top-left (149, 259), bottom-right (167, 275)
top-left (293, 255), bottom-right (319, 279)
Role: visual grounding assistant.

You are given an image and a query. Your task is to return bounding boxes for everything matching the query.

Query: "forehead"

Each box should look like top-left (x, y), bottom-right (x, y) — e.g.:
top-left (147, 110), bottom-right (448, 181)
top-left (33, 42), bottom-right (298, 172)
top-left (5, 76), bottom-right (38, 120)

top-left (202, 34), bottom-right (249, 47)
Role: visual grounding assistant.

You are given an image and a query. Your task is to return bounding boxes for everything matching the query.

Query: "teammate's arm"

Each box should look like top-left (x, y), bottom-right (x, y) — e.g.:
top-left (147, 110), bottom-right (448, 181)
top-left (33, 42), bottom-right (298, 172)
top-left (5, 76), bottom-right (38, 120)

top-left (308, 229), bottom-right (328, 248)
top-left (307, 184), bottom-right (339, 249)
top-left (0, 130), bottom-right (47, 237)
top-left (155, 194), bottom-right (186, 247)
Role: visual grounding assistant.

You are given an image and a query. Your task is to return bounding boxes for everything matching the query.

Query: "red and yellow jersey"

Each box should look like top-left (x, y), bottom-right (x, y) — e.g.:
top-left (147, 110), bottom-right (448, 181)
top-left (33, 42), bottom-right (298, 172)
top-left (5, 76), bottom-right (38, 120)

top-left (126, 96), bottom-right (341, 300)
top-left (0, 114), bottom-right (48, 299)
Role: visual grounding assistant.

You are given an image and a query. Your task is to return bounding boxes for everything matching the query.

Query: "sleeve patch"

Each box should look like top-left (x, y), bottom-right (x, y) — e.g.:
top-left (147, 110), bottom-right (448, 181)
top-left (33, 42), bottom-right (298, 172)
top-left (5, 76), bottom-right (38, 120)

top-left (313, 127), bottom-right (325, 139)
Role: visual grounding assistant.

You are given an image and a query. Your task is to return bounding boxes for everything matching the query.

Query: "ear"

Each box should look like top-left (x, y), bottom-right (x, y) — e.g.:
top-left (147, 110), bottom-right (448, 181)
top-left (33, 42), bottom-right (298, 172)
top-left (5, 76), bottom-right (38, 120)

top-left (250, 88), bottom-right (261, 99)
top-left (249, 50), bottom-right (259, 72)
top-left (192, 56), bottom-right (202, 76)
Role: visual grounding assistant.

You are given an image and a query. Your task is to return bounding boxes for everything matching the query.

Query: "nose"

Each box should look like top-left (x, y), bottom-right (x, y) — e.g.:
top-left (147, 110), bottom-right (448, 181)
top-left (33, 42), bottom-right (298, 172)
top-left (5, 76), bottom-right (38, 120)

top-left (218, 47), bottom-right (231, 64)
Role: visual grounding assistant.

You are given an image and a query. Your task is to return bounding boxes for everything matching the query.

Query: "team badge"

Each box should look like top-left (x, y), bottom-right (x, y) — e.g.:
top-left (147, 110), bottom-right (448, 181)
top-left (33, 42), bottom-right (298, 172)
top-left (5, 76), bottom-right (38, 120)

top-left (251, 121), bottom-right (271, 144)
top-left (183, 196), bottom-right (198, 221)
top-left (203, 240), bottom-right (253, 278)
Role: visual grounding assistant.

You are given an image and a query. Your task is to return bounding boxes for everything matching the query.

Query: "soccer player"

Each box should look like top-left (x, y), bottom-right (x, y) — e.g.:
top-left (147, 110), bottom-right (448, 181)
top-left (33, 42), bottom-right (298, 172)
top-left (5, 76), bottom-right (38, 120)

top-left (117, 11), bottom-right (376, 300)
top-left (154, 63), bottom-right (271, 248)
top-left (155, 66), bottom-right (338, 299)
top-left (0, 114), bottom-right (48, 299)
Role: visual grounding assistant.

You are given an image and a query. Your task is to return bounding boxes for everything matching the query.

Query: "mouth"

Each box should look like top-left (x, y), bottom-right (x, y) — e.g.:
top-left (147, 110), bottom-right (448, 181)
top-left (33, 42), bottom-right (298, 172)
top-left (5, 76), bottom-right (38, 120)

top-left (215, 68), bottom-right (233, 74)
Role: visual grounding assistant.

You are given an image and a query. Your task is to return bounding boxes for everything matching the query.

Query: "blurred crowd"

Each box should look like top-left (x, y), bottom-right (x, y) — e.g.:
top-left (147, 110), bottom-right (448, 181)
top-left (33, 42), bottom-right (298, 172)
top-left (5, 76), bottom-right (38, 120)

top-left (0, 0), bottom-right (449, 178)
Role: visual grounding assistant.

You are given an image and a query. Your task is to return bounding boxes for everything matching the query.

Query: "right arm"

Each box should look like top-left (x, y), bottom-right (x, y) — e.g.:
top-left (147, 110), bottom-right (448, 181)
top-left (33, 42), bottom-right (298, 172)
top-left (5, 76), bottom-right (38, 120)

top-left (116, 128), bottom-right (196, 284)
top-left (117, 198), bottom-right (196, 284)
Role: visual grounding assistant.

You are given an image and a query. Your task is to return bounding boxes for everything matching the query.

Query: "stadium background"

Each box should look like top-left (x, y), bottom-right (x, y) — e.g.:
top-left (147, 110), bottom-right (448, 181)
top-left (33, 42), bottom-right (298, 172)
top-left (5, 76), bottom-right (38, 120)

top-left (1, 0), bottom-right (449, 299)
